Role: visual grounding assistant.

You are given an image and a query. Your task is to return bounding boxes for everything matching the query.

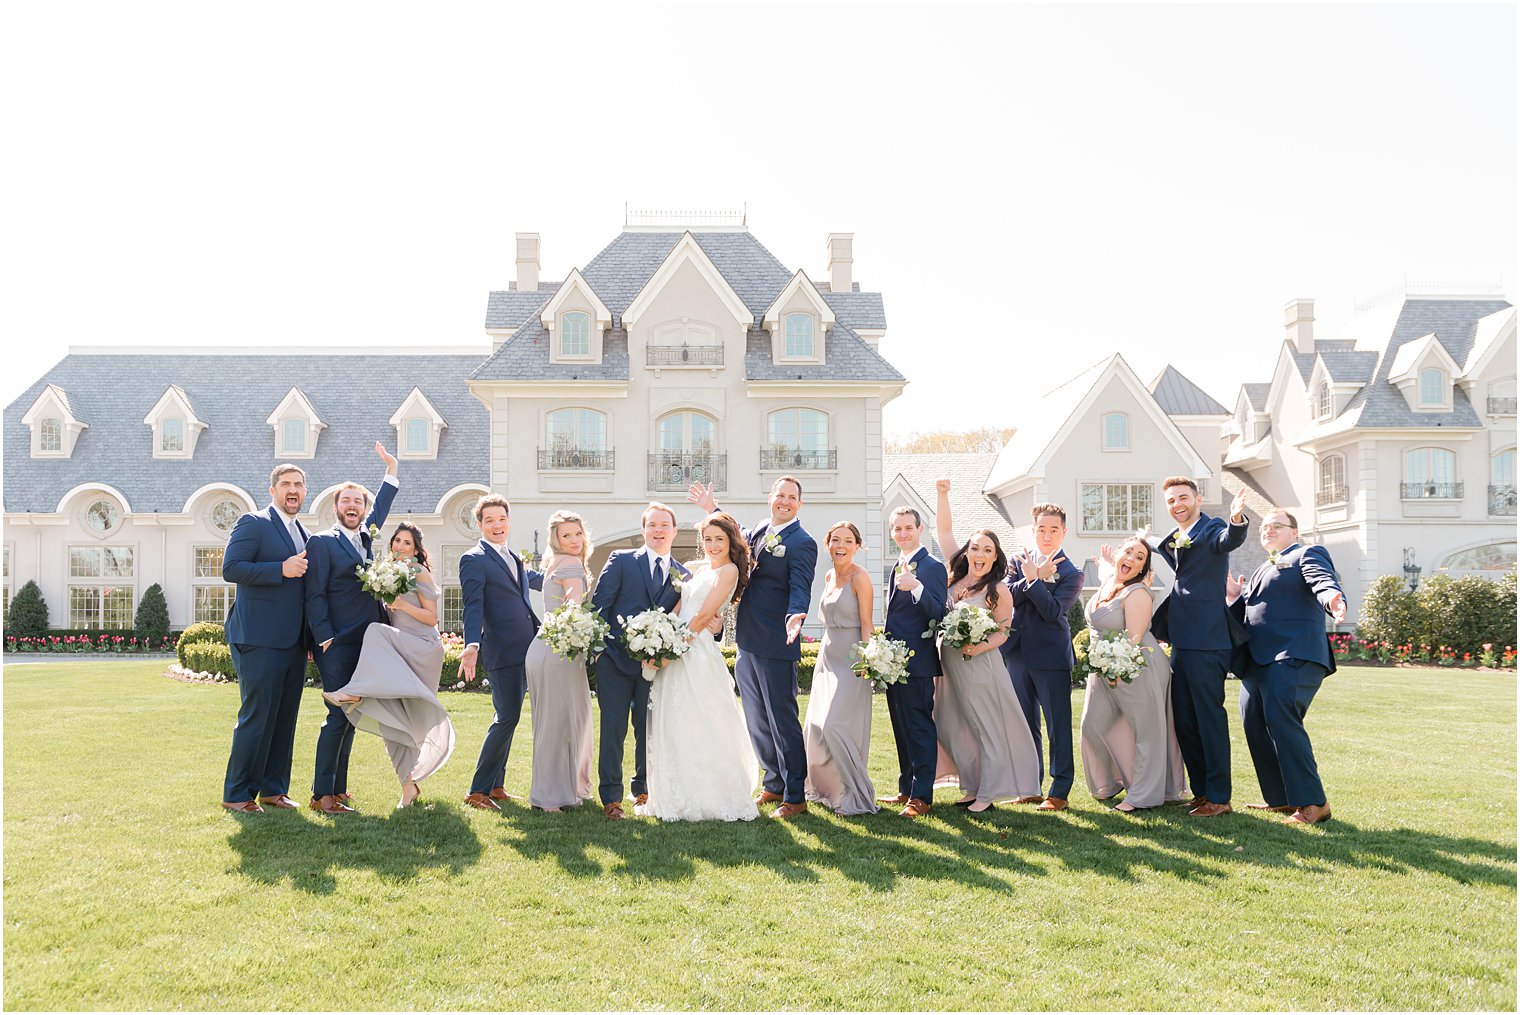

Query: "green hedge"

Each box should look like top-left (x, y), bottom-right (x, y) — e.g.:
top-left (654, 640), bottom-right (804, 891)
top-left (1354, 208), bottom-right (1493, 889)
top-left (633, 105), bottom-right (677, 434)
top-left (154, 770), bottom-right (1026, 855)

top-left (1357, 570), bottom-right (1517, 658)
top-left (181, 641), bottom-right (237, 678)
top-left (177, 622), bottom-right (226, 667)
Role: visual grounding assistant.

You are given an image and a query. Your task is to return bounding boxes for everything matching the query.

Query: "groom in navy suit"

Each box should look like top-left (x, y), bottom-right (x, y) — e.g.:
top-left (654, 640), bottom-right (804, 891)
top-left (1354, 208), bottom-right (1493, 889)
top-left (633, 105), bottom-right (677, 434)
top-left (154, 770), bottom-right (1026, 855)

top-left (459, 494), bottom-right (545, 811)
top-left (881, 506), bottom-right (949, 818)
top-left (689, 477), bottom-right (818, 818)
top-left (303, 442), bottom-right (399, 815)
top-left (1150, 477), bottom-right (1249, 817)
top-left (590, 502), bottom-right (690, 820)
top-left (1228, 508), bottom-right (1346, 825)
top-left (220, 463), bottom-right (314, 813)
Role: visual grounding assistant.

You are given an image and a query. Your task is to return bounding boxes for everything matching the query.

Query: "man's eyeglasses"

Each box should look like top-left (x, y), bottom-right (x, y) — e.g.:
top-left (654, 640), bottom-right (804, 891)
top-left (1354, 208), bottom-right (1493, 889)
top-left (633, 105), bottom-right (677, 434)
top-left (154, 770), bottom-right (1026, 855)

top-left (1261, 522), bottom-right (1295, 532)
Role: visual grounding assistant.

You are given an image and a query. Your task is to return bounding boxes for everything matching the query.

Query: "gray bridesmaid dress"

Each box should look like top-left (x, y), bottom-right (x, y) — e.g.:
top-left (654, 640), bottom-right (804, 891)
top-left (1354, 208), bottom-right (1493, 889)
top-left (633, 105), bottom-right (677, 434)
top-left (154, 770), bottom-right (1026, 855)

top-left (935, 587), bottom-right (1041, 806)
top-left (1079, 585), bottom-right (1186, 808)
top-left (802, 574), bottom-right (878, 815)
top-left (337, 580), bottom-right (454, 785)
top-left (524, 558), bottom-right (595, 810)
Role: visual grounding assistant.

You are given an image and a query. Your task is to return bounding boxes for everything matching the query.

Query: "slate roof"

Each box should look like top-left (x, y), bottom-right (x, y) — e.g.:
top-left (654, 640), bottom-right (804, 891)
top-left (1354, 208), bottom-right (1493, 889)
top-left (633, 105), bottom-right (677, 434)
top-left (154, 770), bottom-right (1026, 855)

top-left (1149, 365), bottom-right (1228, 416)
top-left (1242, 383), bottom-right (1271, 411)
top-left (883, 452), bottom-right (1021, 553)
top-left (3, 354), bottom-right (490, 515)
top-left (484, 284), bottom-right (562, 329)
top-left (471, 230), bottom-right (901, 383)
top-left (1316, 348), bottom-right (1379, 384)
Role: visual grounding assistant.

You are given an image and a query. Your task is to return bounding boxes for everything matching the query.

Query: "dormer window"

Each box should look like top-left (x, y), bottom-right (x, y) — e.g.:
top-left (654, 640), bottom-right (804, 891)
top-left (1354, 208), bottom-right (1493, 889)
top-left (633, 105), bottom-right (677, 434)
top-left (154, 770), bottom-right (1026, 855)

top-left (785, 314), bottom-right (815, 359)
top-left (560, 312), bottom-right (591, 358)
top-left (1419, 368), bottom-right (1445, 406)
top-left (161, 418), bottom-right (184, 453)
top-left (388, 386), bottom-right (447, 460)
top-left (405, 418), bottom-right (428, 454)
top-left (144, 384), bottom-right (207, 459)
top-left (1316, 382), bottom-right (1332, 419)
top-left (1101, 412), bottom-right (1129, 451)
top-left (22, 383), bottom-right (87, 458)
top-left (282, 419), bottom-right (306, 455)
top-left (267, 387), bottom-right (325, 460)
top-left (540, 268), bottom-right (612, 365)
top-left (39, 418), bottom-right (62, 452)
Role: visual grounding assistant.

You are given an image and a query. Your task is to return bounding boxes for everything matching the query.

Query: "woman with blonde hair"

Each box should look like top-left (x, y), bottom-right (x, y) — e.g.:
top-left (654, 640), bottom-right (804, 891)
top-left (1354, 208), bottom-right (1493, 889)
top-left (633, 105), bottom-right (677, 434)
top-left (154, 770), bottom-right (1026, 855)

top-left (524, 510), bottom-right (597, 811)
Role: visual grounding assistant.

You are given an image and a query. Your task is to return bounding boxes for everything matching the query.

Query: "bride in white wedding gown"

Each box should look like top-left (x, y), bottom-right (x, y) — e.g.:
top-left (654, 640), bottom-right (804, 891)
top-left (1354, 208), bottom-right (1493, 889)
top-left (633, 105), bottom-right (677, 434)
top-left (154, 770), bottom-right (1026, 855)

top-left (641, 513), bottom-right (760, 822)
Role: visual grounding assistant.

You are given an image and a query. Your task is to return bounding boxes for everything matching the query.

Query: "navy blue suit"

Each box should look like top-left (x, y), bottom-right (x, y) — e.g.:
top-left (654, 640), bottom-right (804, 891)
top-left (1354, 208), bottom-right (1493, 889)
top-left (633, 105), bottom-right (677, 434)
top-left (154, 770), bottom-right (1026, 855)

top-left (221, 505), bottom-right (312, 803)
top-left (1000, 552), bottom-right (1084, 799)
top-left (1232, 543), bottom-right (1342, 809)
top-left (461, 539), bottom-right (544, 796)
top-left (733, 518), bottom-right (819, 803)
top-left (1152, 511), bottom-right (1249, 804)
top-left (590, 548), bottom-right (688, 806)
top-left (303, 477), bottom-right (397, 799)
top-left (884, 546), bottom-right (949, 801)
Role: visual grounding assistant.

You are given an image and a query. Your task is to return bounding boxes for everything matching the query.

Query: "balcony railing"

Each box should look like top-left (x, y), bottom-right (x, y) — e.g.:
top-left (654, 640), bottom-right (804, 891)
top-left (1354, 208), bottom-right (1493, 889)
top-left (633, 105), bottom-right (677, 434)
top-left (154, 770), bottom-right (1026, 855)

top-left (1490, 485), bottom-right (1518, 516)
top-left (1400, 482), bottom-right (1463, 500)
top-left (648, 453), bottom-right (726, 491)
top-left (646, 343), bottom-right (723, 367)
top-left (538, 447), bottom-right (614, 471)
top-left (1488, 397), bottom-right (1517, 415)
top-left (1315, 485), bottom-right (1348, 507)
top-left (759, 447), bottom-right (837, 470)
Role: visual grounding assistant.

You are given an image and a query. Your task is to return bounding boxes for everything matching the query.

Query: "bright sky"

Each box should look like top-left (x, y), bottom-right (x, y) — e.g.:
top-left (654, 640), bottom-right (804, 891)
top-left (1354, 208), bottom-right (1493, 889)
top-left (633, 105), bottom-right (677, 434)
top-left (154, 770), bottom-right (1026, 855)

top-left (2, 2), bottom-right (1514, 439)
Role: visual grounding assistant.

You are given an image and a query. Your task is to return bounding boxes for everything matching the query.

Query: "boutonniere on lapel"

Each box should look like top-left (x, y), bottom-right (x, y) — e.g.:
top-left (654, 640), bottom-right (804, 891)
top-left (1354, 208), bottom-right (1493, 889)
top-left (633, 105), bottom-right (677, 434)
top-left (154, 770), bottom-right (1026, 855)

top-left (670, 572), bottom-right (685, 592)
top-left (367, 523), bottom-right (381, 540)
top-left (1267, 550), bottom-right (1291, 570)
top-left (520, 551), bottom-right (539, 568)
top-left (1170, 533), bottom-right (1193, 551)
top-left (895, 559), bottom-right (918, 581)
top-left (763, 532), bottom-right (786, 558)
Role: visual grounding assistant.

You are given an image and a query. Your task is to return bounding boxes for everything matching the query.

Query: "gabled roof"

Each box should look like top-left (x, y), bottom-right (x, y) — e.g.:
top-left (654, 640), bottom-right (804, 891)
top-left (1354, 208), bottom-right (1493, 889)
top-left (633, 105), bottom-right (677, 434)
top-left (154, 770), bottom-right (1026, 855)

top-left (743, 325), bottom-right (906, 383)
top-left (622, 233), bottom-right (753, 330)
top-left (761, 271), bottom-right (836, 331)
top-left (1388, 332), bottom-right (1459, 381)
top-left (470, 319), bottom-right (631, 382)
top-left (538, 268), bottom-right (612, 331)
top-left (143, 384), bottom-right (205, 428)
top-left (21, 382), bottom-right (86, 429)
top-left (485, 284), bottom-right (562, 330)
top-left (1315, 349), bottom-right (1379, 385)
top-left (882, 452), bottom-right (1019, 553)
top-left (4, 354), bottom-right (490, 515)
top-left (1462, 306), bottom-right (1516, 376)
top-left (1149, 365), bottom-right (1228, 416)
top-left (1241, 383), bottom-right (1272, 411)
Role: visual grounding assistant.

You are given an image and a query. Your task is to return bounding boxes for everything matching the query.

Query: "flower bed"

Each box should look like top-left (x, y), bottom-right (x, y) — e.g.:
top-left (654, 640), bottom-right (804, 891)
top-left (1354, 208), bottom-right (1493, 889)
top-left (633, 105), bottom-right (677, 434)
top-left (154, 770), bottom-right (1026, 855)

top-left (8, 633), bottom-right (178, 654)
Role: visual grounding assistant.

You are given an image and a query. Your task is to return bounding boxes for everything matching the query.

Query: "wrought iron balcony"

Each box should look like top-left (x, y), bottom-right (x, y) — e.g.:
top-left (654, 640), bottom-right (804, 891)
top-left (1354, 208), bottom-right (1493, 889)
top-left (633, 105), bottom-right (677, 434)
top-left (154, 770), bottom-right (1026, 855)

top-left (1490, 485), bottom-right (1517, 516)
top-left (646, 343), bottom-right (723, 367)
top-left (1315, 485), bottom-right (1348, 507)
top-left (1400, 482), bottom-right (1463, 500)
top-left (648, 453), bottom-right (726, 491)
top-left (759, 447), bottom-right (837, 470)
top-left (538, 447), bottom-right (614, 471)
top-left (1488, 397), bottom-right (1517, 415)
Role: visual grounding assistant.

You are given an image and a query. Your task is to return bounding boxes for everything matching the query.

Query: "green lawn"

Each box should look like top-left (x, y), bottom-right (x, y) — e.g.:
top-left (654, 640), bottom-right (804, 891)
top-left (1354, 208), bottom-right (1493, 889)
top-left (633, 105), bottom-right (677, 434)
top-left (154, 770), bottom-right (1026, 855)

top-left (3, 662), bottom-right (1514, 1011)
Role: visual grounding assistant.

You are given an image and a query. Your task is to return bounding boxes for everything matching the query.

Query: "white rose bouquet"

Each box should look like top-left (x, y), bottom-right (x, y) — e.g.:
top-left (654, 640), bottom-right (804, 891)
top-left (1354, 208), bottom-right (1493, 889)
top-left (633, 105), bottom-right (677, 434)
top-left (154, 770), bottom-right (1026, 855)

top-left (538, 601), bottom-right (612, 662)
top-left (619, 608), bottom-right (692, 679)
top-left (850, 633), bottom-right (914, 692)
top-left (355, 556), bottom-right (418, 605)
top-left (936, 601), bottom-right (1002, 649)
top-left (1088, 629), bottom-right (1150, 685)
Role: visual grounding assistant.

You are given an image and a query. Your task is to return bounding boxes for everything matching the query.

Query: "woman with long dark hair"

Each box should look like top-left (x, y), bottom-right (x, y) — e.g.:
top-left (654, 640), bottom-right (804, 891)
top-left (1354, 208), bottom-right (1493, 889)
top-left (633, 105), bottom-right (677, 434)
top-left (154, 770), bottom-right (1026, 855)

top-left (323, 521), bottom-right (453, 808)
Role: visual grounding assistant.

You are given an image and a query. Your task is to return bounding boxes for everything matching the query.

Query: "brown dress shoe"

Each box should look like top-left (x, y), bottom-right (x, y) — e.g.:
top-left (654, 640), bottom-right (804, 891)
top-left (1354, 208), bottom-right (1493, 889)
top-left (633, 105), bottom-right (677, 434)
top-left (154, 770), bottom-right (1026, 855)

top-left (1012, 795), bottom-right (1046, 805)
top-left (756, 791), bottom-right (783, 805)
top-left (899, 798), bottom-right (932, 818)
top-left (1188, 801), bottom-right (1233, 817)
top-left (633, 793), bottom-right (649, 806)
top-left (1247, 803), bottom-right (1295, 813)
top-left (877, 792), bottom-right (910, 805)
top-left (1177, 796), bottom-right (1209, 808)
top-left (309, 794), bottom-right (354, 815)
top-left (603, 802), bottom-right (625, 820)
top-left (772, 801), bottom-right (808, 819)
top-left (221, 800), bottom-right (264, 813)
top-left (463, 792), bottom-right (501, 811)
top-left (1285, 803), bottom-right (1332, 824)
top-left (488, 787), bottom-right (521, 802)
top-left (1036, 796), bottom-right (1068, 812)
top-left (256, 794), bottom-right (299, 810)
top-left (335, 792), bottom-right (357, 805)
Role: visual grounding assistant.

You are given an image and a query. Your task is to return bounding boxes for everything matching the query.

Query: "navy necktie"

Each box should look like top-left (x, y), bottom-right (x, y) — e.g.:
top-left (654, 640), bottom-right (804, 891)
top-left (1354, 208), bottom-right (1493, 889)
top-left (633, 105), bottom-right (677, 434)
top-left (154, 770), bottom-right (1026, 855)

top-left (653, 558), bottom-right (664, 588)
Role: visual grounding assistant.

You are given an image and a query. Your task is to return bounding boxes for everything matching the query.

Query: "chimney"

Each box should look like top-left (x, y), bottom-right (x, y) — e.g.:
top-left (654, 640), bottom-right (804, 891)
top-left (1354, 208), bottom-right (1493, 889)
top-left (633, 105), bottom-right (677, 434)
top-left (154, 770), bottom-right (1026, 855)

top-left (515, 232), bottom-right (540, 293)
top-left (1284, 298), bottom-right (1314, 353)
top-left (825, 233), bottom-right (853, 292)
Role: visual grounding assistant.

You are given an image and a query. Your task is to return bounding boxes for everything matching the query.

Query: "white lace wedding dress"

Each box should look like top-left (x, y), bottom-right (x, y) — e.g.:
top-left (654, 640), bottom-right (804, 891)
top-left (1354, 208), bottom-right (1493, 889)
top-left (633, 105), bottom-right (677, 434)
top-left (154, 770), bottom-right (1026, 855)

top-left (642, 564), bottom-right (760, 822)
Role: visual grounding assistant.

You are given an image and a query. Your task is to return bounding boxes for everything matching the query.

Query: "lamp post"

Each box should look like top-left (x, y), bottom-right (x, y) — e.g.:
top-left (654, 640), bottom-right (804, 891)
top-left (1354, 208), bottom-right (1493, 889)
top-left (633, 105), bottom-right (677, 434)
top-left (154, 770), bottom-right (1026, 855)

top-left (1402, 547), bottom-right (1422, 592)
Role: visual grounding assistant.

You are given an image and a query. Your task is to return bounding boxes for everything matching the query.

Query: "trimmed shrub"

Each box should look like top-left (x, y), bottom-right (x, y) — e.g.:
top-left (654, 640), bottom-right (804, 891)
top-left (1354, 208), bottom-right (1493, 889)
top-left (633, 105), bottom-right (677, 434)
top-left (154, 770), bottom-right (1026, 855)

top-left (1358, 575), bottom-right (1418, 649)
top-left (182, 641), bottom-right (237, 678)
top-left (1357, 570), bottom-right (1516, 662)
top-left (177, 622), bottom-right (226, 667)
top-left (1071, 627), bottom-right (1092, 687)
top-left (1068, 599), bottom-right (1087, 638)
top-left (135, 584), bottom-right (171, 645)
top-left (6, 580), bottom-right (49, 638)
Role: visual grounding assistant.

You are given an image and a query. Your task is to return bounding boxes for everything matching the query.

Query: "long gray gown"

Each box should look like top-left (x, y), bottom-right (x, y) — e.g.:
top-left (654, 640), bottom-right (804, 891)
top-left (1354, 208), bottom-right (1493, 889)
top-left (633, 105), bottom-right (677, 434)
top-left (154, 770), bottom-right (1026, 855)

top-left (802, 574), bottom-right (878, 815)
top-left (336, 580), bottom-right (454, 785)
top-left (524, 558), bottom-right (595, 810)
top-left (935, 587), bottom-right (1041, 806)
top-left (1079, 585), bottom-right (1187, 808)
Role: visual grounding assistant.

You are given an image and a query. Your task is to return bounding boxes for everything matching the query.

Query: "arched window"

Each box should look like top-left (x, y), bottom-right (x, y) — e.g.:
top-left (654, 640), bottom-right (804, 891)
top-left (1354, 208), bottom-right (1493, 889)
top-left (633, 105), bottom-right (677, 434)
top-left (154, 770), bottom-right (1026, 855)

top-left (560, 312), bottom-right (591, 357)
top-left (1403, 447), bottom-right (1459, 499)
top-left (39, 417), bottom-right (62, 452)
top-left (543, 408), bottom-right (609, 469)
top-left (1317, 455), bottom-right (1346, 505)
top-left (282, 419), bottom-right (306, 455)
top-left (654, 411), bottom-right (719, 489)
top-left (161, 418), bottom-right (184, 453)
top-left (210, 499), bottom-right (242, 534)
top-left (659, 411), bottom-right (715, 454)
top-left (1492, 450), bottom-right (1516, 515)
top-left (1439, 542), bottom-right (1517, 571)
top-left (765, 408), bottom-right (830, 469)
top-left (1101, 412), bottom-right (1129, 451)
top-left (1316, 383), bottom-right (1332, 419)
top-left (84, 498), bottom-right (121, 535)
top-left (784, 313), bottom-right (815, 358)
top-left (405, 418), bottom-right (429, 454)
top-left (1418, 368), bottom-right (1445, 406)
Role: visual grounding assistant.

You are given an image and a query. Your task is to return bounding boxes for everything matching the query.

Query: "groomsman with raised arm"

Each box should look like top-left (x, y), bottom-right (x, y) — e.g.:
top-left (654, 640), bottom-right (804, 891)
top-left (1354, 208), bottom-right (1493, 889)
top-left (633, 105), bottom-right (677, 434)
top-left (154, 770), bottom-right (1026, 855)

top-left (220, 463), bottom-right (314, 813)
top-left (1227, 508), bottom-right (1346, 825)
top-left (1150, 478), bottom-right (1250, 817)
top-left (688, 478), bottom-right (818, 819)
top-left (458, 495), bottom-right (545, 811)
top-left (879, 507), bottom-right (949, 818)
top-left (1002, 504), bottom-right (1084, 812)
top-left (303, 442), bottom-right (399, 815)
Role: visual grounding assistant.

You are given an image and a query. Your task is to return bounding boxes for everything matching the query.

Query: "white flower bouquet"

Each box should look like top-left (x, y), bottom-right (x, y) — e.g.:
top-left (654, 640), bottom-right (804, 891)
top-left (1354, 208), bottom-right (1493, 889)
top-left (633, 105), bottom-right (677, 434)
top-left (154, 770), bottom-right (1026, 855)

top-left (1088, 629), bottom-right (1150, 685)
top-left (936, 601), bottom-right (1002, 649)
top-left (618, 608), bottom-right (692, 679)
top-left (355, 555), bottom-right (418, 605)
top-left (850, 633), bottom-right (914, 692)
top-left (538, 601), bottom-right (612, 662)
